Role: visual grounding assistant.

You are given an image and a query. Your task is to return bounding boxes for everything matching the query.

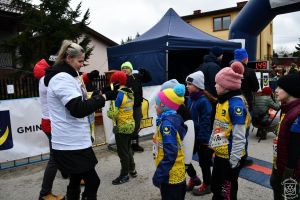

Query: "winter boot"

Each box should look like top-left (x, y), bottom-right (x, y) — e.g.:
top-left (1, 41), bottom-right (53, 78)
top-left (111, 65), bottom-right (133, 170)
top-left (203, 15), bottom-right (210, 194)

top-left (192, 183), bottom-right (211, 196)
top-left (186, 176), bottom-right (201, 191)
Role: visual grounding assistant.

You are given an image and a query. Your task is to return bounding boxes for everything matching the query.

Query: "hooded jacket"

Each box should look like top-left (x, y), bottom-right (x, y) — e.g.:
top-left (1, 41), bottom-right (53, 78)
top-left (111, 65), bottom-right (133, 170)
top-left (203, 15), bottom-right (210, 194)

top-left (195, 53), bottom-right (221, 98)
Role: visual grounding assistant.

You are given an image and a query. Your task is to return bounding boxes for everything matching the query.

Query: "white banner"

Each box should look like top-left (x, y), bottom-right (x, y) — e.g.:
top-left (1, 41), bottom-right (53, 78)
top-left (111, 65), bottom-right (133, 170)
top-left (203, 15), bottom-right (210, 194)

top-left (0, 98), bottom-right (48, 163)
top-left (103, 85), bottom-right (161, 144)
top-left (269, 0), bottom-right (300, 8)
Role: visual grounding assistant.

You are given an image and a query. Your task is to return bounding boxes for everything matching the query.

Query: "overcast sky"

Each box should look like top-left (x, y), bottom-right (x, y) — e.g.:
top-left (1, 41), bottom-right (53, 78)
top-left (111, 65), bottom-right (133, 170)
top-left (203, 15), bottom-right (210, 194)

top-left (37, 0), bottom-right (300, 53)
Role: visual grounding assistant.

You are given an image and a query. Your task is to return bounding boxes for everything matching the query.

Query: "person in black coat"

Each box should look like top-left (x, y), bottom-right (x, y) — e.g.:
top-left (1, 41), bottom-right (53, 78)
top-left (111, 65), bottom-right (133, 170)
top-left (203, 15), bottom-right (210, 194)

top-left (121, 61), bottom-right (152, 152)
top-left (195, 46), bottom-right (223, 131)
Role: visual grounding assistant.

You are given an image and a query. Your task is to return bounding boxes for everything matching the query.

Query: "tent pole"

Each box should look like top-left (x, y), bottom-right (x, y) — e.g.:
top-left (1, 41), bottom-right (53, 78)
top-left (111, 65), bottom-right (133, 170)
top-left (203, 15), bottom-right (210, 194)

top-left (166, 43), bottom-right (169, 81)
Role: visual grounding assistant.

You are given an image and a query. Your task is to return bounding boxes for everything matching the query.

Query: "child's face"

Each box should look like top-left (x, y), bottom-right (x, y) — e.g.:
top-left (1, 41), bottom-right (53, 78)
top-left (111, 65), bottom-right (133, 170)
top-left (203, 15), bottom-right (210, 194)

top-left (155, 104), bottom-right (163, 115)
top-left (275, 86), bottom-right (289, 103)
top-left (186, 82), bottom-right (199, 94)
top-left (215, 83), bottom-right (227, 95)
top-left (122, 67), bottom-right (132, 75)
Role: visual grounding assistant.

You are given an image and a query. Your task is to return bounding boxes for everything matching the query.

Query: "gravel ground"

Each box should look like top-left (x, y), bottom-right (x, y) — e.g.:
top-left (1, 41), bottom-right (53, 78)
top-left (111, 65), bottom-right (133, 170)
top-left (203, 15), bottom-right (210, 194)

top-left (0, 126), bottom-right (274, 200)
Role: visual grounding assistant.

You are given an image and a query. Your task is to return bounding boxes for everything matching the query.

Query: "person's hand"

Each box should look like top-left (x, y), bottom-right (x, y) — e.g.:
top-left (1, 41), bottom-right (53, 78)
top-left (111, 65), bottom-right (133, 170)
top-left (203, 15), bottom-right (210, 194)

top-left (138, 67), bottom-right (146, 75)
top-left (87, 70), bottom-right (99, 80)
top-left (91, 89), bottom-right (100, 97)
top-left (101, 83), bottom-right (120, 94)
top-left (104, 90), bottom-right (118, 101)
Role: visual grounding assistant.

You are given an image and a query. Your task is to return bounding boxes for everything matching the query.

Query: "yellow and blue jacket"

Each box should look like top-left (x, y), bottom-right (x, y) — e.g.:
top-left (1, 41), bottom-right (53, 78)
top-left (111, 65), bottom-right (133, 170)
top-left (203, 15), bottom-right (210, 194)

top-left (153, 110), bottom-right (187, 187)
top-left (209, 95), bottom-right (250, 165)
top-left (107, 87), bottom-right (135, 134)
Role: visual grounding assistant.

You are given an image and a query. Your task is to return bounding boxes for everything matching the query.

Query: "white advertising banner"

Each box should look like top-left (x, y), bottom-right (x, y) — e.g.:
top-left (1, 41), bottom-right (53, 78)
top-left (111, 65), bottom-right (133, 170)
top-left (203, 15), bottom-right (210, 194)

top-left (103, 85), bottom-right (161, 144)
top-left (0, 98), bottom-right (48, 163)
top-left (269, 0), bottom-right (300, 8)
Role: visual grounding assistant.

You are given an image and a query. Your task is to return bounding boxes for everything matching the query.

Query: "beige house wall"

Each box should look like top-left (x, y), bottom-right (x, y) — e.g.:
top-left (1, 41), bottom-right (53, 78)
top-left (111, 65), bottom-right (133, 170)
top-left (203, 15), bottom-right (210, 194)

top-left (186, 10), bottom-right (273, 61)
top-left (80, 35), bottom-right (110, 74)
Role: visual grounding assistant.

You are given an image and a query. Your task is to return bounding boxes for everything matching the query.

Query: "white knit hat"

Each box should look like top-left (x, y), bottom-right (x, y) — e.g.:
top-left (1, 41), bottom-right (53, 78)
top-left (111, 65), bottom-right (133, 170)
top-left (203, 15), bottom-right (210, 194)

top-left (186, 71), bottom-right (205, 90)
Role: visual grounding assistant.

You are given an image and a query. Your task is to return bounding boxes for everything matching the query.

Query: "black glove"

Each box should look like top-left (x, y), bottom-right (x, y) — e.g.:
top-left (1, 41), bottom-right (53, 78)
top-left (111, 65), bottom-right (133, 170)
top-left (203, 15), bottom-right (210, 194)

top-left (91, 90), bottom-right (100, 97)
top-left (104, 90), bottom-right (118, 101)
top-left (138, 67), bottom-right (146, 75)
top-left (87, 70), bottom-right (99, 80)
top-left (101, 83), bottom-right (120, 94)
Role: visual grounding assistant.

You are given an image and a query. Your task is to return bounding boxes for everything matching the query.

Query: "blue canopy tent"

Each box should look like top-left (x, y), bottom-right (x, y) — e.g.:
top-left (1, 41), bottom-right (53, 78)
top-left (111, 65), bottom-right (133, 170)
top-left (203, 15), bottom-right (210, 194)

top-left (107, 8), bottom-right (241, 85)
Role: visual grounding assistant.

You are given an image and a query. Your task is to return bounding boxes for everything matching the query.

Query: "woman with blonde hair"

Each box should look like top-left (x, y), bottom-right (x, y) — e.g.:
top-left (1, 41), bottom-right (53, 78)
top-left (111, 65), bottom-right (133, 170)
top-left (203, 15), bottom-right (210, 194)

top-left (44, 40), bottom-right (117, 200)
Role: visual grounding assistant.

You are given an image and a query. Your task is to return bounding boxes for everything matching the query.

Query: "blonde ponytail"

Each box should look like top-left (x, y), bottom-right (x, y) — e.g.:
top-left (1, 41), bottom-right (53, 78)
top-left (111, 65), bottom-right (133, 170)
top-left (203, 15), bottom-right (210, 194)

top-left (55, 40), bottom-right (84, 65)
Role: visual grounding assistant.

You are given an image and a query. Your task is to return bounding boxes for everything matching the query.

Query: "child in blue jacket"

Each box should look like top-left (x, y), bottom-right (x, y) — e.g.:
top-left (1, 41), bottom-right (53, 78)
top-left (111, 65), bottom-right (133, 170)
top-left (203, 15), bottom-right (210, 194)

top-left (153, 84), bottom-right (187, 200)
top-left (185, 71), bottom-right (213, 196)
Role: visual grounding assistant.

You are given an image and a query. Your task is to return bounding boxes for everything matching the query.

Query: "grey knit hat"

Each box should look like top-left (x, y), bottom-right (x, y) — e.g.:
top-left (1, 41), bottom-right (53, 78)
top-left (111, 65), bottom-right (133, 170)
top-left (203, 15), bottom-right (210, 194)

top-left (161, 79), bottom-right (179, 91)
top-left (186, 71), bottom-right (205, 90)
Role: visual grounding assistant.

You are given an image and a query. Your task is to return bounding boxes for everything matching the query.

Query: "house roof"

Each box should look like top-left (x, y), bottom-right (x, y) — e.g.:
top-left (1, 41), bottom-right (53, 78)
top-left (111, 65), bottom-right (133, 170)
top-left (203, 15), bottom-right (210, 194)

top-left (182, 1), bottom-right (247, 20)
top-left (83, 26), bottom-right (118, 47)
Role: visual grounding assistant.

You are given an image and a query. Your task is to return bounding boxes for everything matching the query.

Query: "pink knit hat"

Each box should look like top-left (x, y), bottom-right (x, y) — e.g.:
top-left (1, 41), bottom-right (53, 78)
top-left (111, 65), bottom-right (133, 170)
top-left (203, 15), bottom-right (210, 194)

top-left (215, 61), bottom-right (244, 90)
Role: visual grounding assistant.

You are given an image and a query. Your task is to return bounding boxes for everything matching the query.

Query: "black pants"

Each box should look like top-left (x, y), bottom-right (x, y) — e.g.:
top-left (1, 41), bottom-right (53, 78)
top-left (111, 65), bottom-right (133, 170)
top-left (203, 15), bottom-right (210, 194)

top-left (131, 106), bottom-right (142, 141)
top-left (211, 156), bottom-right (245, 200)
top-left (160, 181), bottom-right (186, 200)
top-left (115, 133), bottom-right (135, 176)
top-left (186, 143), bottom-right (213, 185)
top-left (270, 169), bottom-right (300, 200)
top-left (67, 168), bottom-right (100, 200)
top-left (39, 133), bottom-right (58, 198)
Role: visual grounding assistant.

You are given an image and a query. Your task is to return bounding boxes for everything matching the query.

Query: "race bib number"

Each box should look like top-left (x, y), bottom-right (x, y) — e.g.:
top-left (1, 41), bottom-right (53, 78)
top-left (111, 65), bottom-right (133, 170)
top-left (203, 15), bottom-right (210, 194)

top-left (273, 137), bottom-right (278, 158)
top-left (209, 130), bottom-right (229, 148)
top-left (152, 136), bottom-right (158, 159)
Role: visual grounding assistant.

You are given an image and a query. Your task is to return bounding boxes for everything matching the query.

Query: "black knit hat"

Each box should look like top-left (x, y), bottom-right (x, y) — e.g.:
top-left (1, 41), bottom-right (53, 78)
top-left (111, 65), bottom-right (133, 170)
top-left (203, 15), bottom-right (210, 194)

top-left (277, 72), bottom-right (300, 98)
top-left (210, 46), bottom-right (223, 57)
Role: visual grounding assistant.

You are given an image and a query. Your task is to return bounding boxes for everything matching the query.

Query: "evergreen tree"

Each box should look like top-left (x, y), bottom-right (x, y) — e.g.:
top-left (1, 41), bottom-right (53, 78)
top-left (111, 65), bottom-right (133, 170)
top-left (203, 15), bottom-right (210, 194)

top-left (295, 41), bottom-right (300, 57)
top-left (1, 0), bottom-right (93, 70)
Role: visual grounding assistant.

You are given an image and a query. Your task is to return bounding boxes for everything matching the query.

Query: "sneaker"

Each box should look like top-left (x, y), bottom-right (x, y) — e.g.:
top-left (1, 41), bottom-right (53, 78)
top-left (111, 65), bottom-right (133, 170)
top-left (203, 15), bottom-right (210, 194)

top-left (131, 143), bottom-right (144, 152)
top-left (112, 175), bottom-right (129, 185)
top-left (129, 170), bottom-right (138, 178)
top-left (40, 193), bottom-right (65, 200)
top-left (186, 176), bottom-right (201, 191)
top-left (192, 183), bottom-right (211, 196)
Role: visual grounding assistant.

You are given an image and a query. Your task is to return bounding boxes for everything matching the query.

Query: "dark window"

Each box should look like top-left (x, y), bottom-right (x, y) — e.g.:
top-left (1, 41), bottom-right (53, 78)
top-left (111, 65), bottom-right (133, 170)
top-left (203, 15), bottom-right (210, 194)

top-left (213, 16), bottom-right (231, 31)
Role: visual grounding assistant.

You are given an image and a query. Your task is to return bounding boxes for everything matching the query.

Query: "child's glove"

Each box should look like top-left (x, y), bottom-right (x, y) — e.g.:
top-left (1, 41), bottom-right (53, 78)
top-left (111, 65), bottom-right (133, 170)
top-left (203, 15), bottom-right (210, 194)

top-left (104, 90), bottom-right (118, 101)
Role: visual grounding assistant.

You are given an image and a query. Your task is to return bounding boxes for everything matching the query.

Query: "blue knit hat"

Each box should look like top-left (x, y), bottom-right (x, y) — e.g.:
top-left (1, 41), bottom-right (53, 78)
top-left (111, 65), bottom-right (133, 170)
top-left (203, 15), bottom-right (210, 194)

top-left (234, 48), bottom-right (248, 63)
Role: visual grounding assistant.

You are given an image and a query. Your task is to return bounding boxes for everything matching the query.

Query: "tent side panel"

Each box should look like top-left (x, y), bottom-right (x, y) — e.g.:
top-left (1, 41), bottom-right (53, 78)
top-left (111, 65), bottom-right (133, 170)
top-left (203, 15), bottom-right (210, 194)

top-left (108, 51), bottom-right (166, 86)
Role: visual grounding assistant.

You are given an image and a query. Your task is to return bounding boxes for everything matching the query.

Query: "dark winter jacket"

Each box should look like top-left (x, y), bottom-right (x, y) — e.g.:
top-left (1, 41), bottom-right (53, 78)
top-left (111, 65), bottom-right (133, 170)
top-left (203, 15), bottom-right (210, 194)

top-left (241, 63), bottom-right (259, 111)
top-left (195, 53), bottom-right (221, 98)
top-left (126, 68), bottom-right (152, 107)
top-left (186, 92), bottom-right (212, 144)
top-left (276, 99), bottom-right (300, 179)
top-left (252, 95), bottom-right (280, 126)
